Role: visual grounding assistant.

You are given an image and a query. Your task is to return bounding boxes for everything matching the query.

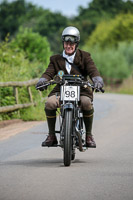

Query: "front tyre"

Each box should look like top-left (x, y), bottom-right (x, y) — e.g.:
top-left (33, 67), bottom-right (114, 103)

top-left (64, 109), bottom-right (73, 166)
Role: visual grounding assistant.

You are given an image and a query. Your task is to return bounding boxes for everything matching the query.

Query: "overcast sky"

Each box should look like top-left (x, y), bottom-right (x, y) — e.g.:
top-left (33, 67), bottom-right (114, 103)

top-left (7, 0), bottom-right (92, 17)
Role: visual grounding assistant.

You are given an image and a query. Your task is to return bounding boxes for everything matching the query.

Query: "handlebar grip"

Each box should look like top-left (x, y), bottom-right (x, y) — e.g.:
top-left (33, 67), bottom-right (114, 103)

top-left (36, 83), bottom-right (50, 90)
top-left (36, 80), bottom-right (56, 90)
top-left (95, 88), bottom-right (105, 93)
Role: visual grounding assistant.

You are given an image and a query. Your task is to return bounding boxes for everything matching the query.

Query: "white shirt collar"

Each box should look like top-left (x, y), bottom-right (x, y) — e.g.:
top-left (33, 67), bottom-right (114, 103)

top-left (63, 50), bottom-right (76, 63)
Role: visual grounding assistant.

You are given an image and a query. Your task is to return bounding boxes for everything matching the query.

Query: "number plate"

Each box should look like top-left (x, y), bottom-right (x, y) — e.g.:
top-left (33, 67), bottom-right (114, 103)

top-left (61, 86), bottom-right (80, 101)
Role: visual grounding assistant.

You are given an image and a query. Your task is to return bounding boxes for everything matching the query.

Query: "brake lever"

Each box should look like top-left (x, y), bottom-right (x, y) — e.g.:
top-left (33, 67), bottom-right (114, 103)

top-left (95, 88), bottom-right (105, 93)
top-left (87, 82), bottom-right (105, 93)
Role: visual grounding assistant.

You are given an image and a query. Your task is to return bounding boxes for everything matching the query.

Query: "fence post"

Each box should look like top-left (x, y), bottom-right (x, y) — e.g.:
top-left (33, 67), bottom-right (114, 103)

top-left (0, 78), bottom-right (39, 113)
top-left (27, 86), bottom-right (33, 103)
top-left (13, 86), bottom-right (19, 104)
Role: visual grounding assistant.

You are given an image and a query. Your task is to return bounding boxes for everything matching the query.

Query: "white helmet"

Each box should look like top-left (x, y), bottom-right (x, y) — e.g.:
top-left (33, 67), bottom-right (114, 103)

top-left (62, 26), bottom-right (80, 43)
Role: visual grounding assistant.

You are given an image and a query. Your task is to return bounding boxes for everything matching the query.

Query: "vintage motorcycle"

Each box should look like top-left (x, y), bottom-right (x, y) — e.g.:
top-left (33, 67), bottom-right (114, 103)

top-left (36, 71), bottom-right (104, 166)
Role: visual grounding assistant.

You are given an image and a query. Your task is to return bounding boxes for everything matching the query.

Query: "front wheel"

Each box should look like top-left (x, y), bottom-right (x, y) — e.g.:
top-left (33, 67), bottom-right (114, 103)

top-left (63, 109), bottom-right (73, 166)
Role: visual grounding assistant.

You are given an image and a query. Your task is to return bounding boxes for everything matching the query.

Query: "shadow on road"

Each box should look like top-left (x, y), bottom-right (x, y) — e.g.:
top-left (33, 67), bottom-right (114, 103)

top-left (1, 158), bottom-right (88, 168)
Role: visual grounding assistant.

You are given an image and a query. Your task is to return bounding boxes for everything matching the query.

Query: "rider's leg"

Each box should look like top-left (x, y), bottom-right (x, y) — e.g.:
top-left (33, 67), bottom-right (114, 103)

top-left (82, 108), bottom-right (94, 135)
top-left (42, 95), bottom-right (60, 146)
top-left (45, 109), bottom-right (56, 135)
top-left (80, 96), bottom-right (96, 148)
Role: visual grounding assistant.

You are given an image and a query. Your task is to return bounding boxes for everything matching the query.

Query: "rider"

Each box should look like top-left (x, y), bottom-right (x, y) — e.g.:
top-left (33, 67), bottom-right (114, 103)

top-left (36, 26), bottom-right (104, 148)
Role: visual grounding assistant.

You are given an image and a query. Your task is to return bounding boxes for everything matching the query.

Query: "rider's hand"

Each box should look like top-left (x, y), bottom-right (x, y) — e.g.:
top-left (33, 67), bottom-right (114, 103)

top-left (36, 77), bottom-right (48, 91)
top-left (92, 76), bottom-right (104, 90)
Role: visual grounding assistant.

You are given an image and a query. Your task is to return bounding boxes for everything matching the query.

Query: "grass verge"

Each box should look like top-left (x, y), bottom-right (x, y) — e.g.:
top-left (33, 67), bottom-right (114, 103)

top-left (105, 76), bottom-right (133, 95)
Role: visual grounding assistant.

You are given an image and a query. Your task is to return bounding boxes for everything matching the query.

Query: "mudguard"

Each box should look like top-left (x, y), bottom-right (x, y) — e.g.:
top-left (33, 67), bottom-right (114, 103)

top-left (61, 103), bottom-right (74, 117)
top-left (63, 103), bottom-right (74, 110)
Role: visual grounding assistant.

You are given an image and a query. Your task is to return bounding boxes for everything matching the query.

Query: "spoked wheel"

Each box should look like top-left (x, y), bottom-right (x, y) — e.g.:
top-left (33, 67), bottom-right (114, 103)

top-left (63, 109), bottom-right (73, 166)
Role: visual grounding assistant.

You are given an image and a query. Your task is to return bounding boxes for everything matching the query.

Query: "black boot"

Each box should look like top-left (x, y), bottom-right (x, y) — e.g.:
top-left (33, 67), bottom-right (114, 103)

top-left (83, 108), bottom-right (96, 148)
top-left (86, 135), bottom-right (96, 148)
top-left (42, 135), bottom-right (58, 147)
top-left (42, 109), bottom-right (58, 146)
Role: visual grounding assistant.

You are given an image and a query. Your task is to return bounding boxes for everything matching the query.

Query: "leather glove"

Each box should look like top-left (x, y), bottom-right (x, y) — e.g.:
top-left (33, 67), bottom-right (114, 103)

top-left (36, 77), bottom-right (48, 91)
top-left (92, 76), bottom-right (104, 89)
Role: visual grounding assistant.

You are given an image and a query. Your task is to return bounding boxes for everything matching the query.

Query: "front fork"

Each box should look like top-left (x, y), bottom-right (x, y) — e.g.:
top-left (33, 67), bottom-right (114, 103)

top-left (59, 102), bottom-right (86, 152)
top-left (59, 102), bottom-right (74, 147)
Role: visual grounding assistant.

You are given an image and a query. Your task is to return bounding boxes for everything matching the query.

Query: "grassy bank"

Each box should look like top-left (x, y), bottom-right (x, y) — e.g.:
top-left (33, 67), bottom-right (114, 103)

top-left (105, 76), bottom-right (133, 95)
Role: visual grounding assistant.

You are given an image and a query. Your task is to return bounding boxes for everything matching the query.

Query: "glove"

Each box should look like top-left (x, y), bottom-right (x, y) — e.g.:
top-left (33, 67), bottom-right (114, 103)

top-left (36, 77), bottom-right (48, 91)
top-left (92, 76), bottom-right (104, 89)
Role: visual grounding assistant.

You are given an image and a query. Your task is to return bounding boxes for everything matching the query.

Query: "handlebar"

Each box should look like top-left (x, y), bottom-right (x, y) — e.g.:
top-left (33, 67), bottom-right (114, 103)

top-left (36, 80), bottom-right (55, 90)
top-left (36, 77), bottom-right (105, 93)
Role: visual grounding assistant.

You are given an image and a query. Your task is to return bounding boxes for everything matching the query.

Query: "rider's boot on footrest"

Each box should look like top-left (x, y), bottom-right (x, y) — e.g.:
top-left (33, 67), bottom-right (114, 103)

top-left (42, 135), bottom-right (58, 147)
top-left (86, 135), bottom-right (96, 148)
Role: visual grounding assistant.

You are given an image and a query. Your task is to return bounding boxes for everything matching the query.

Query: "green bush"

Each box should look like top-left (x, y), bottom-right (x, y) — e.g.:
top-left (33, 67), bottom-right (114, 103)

top-left (20, 99), bottom-right (46, 121)
top-left (0, 30), bottom-right (52, 121)
top-left (11, 27), bottom-right (51, 63)
top-left (0, 38), bottom-right (36, 82)
top-left (83, 42), bottom-right (132, 84)
top-left (84, 13), bottom-right (133, 48)
top-left (82, 13), bottom-right (133, 84)
top-left (117, 41), bottom-right (133, 71)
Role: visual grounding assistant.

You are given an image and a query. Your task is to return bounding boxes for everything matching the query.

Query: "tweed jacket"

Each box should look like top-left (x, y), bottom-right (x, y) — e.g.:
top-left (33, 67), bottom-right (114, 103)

top-left (41, 49), bottom-right (100, 100)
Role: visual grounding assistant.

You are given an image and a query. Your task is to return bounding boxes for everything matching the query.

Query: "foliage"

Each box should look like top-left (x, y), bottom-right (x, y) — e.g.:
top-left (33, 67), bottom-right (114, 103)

top-left (20, 97), bottom-right (46, 121)
top-left (105, 76), bottom-right (133, 95)
top-left (72, 0), bottom-right (133, 46)
top-left (117, 76), bottom-right (133, 95)
top-left (84, 13), bottom-right (133, 48)
top-left (1, 0), bottom-right (133, 52)
top-left (0, 37), bottom-right (32, 82)
top-left (0, 0), bottom-right (69, 53)
top-left (0, 29), bottom-right (52, 81)
top-left (1, 0), bottom-right (133, 121)
top-left (0, 87), bottom-right (15, 106)
top-left (0, 0), bottom-right (36, 40)
top-left (117, 41), bottom-right (133, 71)
top-left (28, 10), bottom-right (69, 53)
top-left (83, 41), bottom-right (133, 84)
top-left (11, 27), bottom-right (51, 63)
top-left (0, 30), bottom-right (52, 121)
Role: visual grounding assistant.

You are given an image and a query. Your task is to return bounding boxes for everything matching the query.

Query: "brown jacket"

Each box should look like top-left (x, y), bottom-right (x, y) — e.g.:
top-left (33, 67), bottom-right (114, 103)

top-left (41, 49), bottom-right (100, 100)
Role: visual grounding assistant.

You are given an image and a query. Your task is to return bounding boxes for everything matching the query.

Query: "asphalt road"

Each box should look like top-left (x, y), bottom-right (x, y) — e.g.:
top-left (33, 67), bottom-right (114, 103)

top-left (0, 93), bottom-right (133, 200)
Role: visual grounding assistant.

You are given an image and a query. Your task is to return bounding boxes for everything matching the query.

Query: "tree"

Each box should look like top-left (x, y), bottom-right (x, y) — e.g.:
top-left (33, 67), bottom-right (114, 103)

top-left (0, 0), bottom-right (36, 40)
top-left (73, 0), bottom-right (133, 46)
top-left (29, 10), bottom-right (69, 53)
top-left (84, 13), bottom-right (133, 48)
top-left (0, 0), bottom-right (69, 53)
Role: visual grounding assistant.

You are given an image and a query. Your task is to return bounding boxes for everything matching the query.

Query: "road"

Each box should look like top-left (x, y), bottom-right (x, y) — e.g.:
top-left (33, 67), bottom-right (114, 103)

top-left (0, 93), bottom-right (133, 200)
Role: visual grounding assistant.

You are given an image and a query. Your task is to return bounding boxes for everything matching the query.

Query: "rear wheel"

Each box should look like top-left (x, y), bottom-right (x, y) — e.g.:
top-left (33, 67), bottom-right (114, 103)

top-left (71, 151), bottom-right (75, 160)
top-left (63, 109), bottom-right (73, 166)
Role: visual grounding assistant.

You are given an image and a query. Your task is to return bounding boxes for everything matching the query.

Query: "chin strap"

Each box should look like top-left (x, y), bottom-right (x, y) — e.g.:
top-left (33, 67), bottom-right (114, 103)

top-left (62, 56), bottom-right (81, 74)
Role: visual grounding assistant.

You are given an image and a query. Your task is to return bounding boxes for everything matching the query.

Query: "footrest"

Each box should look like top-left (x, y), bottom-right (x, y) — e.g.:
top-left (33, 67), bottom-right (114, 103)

top-left (83, 145), bottom-right (96, 148)
top-left (76, 145), bottom-right (96, 149)
top-left (41, 144), bottom-right (61, 147)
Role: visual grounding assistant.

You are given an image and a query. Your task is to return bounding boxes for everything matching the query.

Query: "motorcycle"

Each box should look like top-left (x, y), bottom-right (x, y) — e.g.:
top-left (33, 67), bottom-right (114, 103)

top-left (36, 71), bottom-right (104, 166)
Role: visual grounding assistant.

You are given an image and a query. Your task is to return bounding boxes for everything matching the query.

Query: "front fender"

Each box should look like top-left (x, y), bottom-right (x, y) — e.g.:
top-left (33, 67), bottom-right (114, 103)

top-left (61, 103), bottom-right (74, 117)
top-left (63, 103), bottom-right (74, 110)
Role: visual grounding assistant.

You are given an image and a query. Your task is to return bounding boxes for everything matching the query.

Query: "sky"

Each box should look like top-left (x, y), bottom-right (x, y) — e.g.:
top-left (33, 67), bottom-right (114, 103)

top-left (7, 0), bottom-right (92, 17)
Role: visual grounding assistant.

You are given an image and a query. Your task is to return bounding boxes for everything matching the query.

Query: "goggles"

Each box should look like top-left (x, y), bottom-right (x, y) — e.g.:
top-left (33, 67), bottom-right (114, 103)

top-left (63, 35), bottom-right (77, 43)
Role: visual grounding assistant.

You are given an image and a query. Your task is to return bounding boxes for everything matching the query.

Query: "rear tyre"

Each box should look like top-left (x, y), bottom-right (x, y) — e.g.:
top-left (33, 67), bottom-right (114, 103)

top-left (71, 151), bottom-right (75, 160)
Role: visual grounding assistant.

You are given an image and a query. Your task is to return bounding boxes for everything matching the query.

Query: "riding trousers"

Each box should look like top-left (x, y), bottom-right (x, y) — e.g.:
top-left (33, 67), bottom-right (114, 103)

top-left (45, 95), bottom-right (93, 111)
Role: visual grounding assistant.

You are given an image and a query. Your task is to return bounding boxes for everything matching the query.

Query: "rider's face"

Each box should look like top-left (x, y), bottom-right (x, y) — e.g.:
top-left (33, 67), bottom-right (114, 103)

top-left (64, 42), bottom-right (76, 55)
